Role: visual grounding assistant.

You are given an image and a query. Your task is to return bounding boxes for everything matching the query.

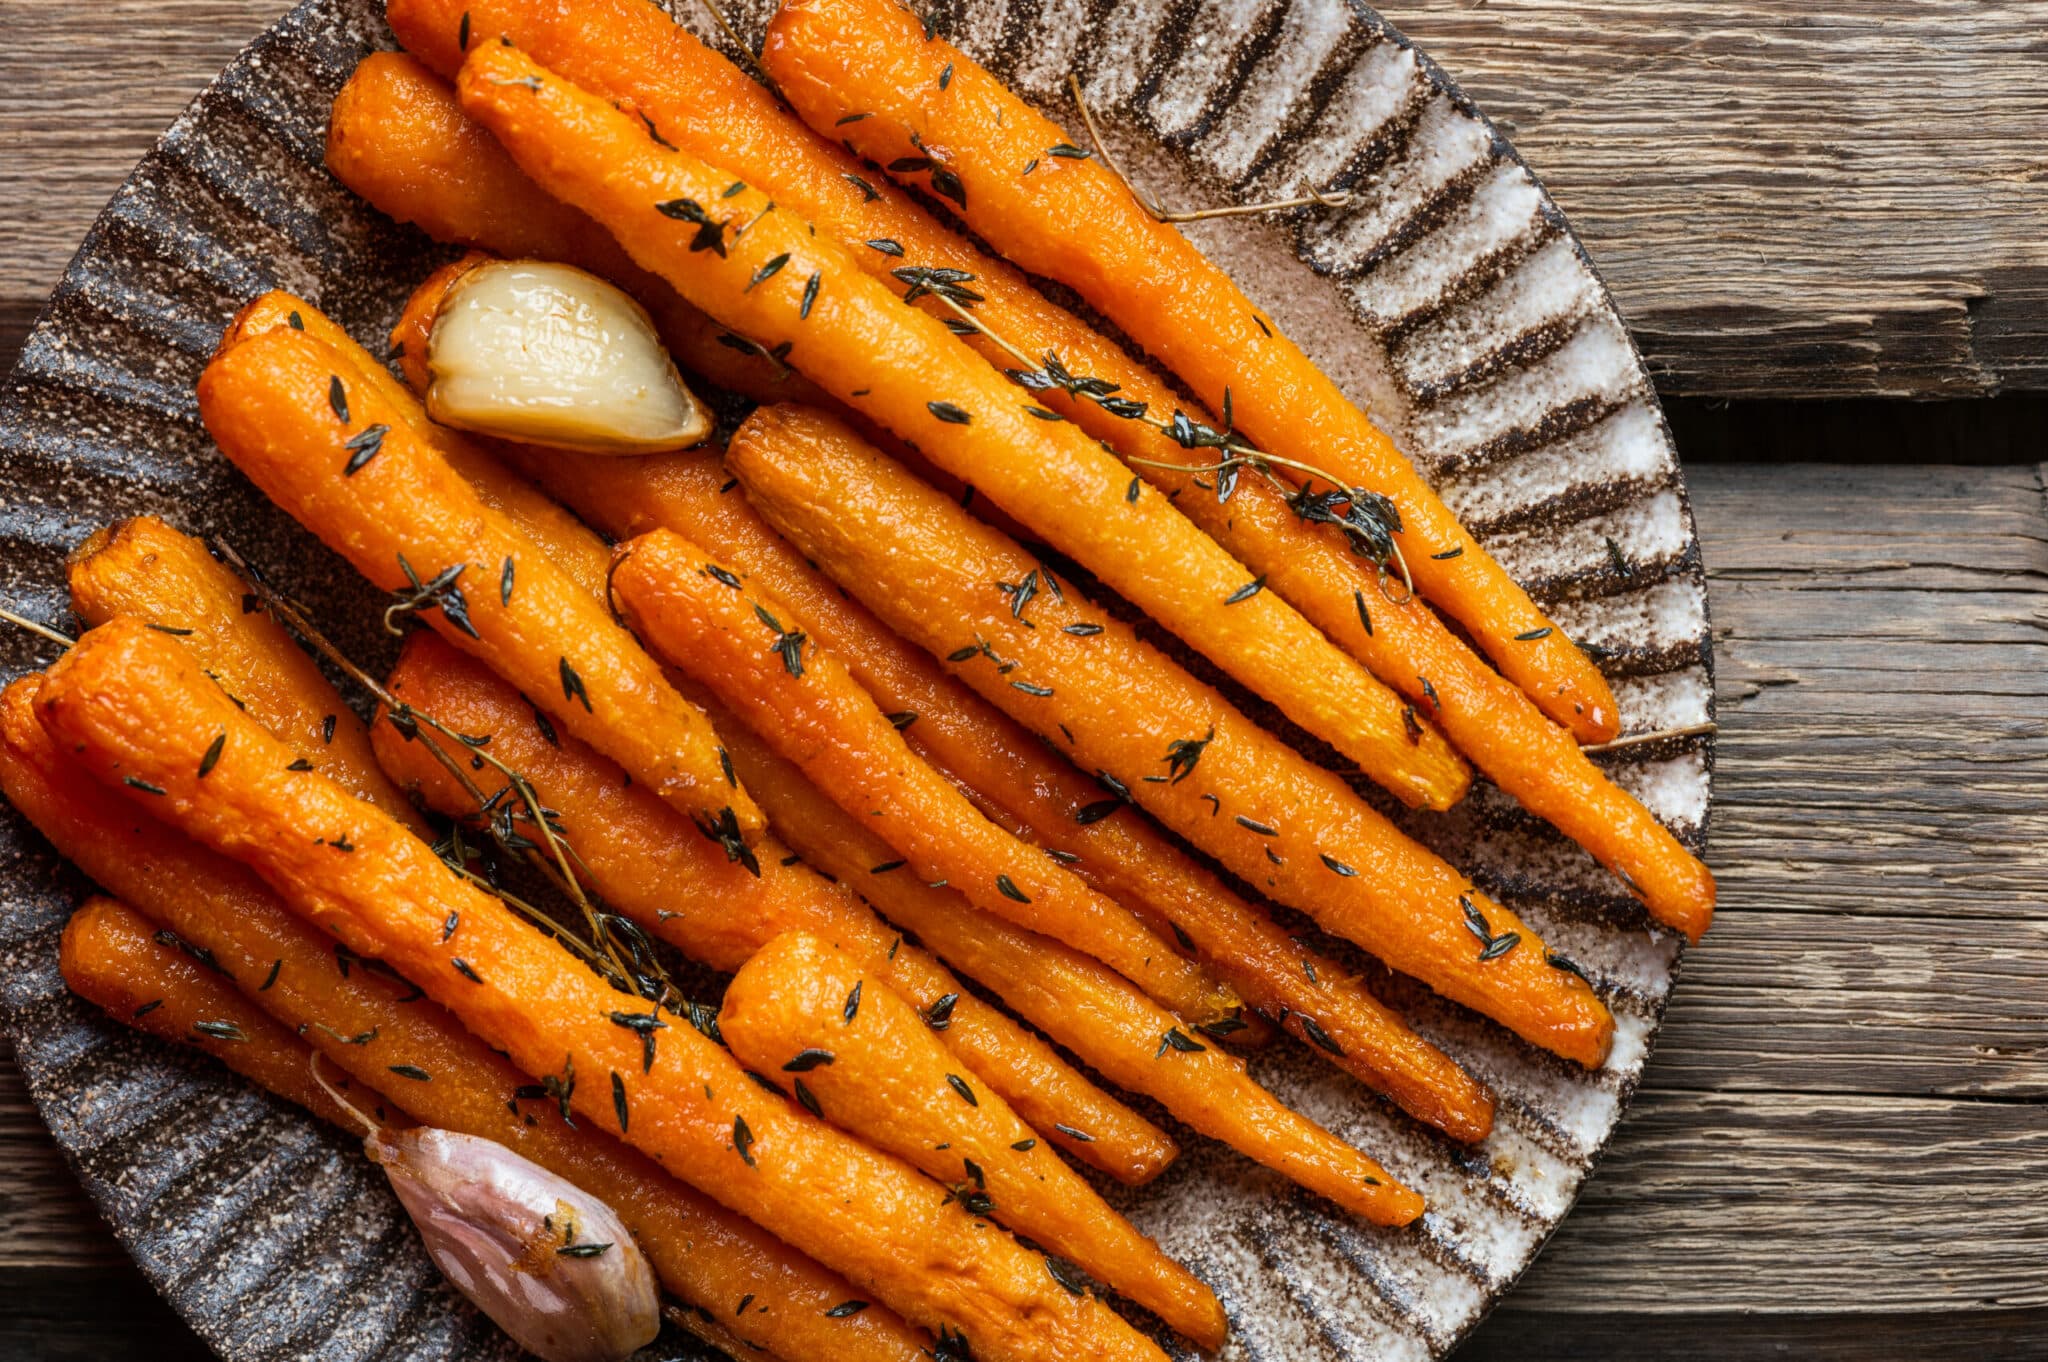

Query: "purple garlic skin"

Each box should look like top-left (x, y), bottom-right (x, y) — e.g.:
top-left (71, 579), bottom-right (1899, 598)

top-left (370, 1126), bottom-right (660, 1362)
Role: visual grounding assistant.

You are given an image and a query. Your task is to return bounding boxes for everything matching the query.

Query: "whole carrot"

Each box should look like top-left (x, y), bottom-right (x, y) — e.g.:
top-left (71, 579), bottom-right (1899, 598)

top-left (35, 620), bottom-right (1165, 1362)
top-left (223, 286), bottom-right (620, 604)
top-left (0, 674), bottom-right (931, 1362)
top-left (763, 0), bottom-right (1619, 744)
top-left (327, 51), bottom-right (810, 404)
top-left (198, 319), bottom-right (761, 838)
top-left (60, 895), bottom-right (357, 1128)
top-left (373, 630), bottom-right (1175, 1184)
top-left (704, 707), bottom-right (1425, 1226)
top-left (65, 514), bottom-right (424, 832)
top-left (727, 407), bottom-right (1616, 1066)
top-left (330, 400), bottom-right (1177, 1183)
top-left (344, 404), bottom-right (1181, 1181)
top-left (382, 0), bottom-right (1554, 832)
top-left (427, 429), bottom-right (1460, 1102)
top-left (67, 905), bottom-right (785, 1362)
top-left (722, 931), bottom-right (1228, 1349)
top-left (608, 527), bottom-right (1241, 1028)
top-left (452, 40), bottom-right (1466, 812)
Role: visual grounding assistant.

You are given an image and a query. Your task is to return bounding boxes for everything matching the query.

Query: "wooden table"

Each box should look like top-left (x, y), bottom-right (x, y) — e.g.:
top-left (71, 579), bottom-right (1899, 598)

top-left (2, 2), bottom-right (2045, 1358)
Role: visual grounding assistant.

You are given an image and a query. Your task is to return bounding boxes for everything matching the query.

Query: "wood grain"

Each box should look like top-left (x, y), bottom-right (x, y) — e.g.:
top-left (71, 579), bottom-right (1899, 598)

top-left (0, 460), bottom-right (2040, 1359)
top-left (7, 0), bottom-right (2048, 398)
top-left (2, 0), bottom-right (2045, 1352)
top-left (1394, 1), bottom-right (2048, 398)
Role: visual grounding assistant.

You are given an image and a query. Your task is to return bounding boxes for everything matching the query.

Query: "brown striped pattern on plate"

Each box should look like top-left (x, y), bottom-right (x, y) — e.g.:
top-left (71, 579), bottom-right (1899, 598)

top-left (0, 0), bottom-right (1710, 1357)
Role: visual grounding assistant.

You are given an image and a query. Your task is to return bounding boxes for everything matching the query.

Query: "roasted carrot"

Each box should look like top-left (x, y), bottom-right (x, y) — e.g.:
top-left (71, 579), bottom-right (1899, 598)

top-left (451, 41), bottom-right (1467, 812)
top-left (61, 895), bottom-right (357, 1127)
top-left (727, 407), bottom-right (1617, 1066)
top-left (67, 905), bottom-right (808, 1362)
top-left (64, 514), bottom-right (426, 832)
top-left (763, 0), bottom-right (1619, 744)
top-left (72, 910), bottom-right (797, 1362)
top-left (340, 402), bottom-right (1180, 1180)
top-left (424, 434), bottom-right (1448, 1096)
top-left (704, 705), bottom-right (1424, 1226)
top-left (326, 397), bottom-right (1176, 1181)
top-left (718, 410), bottom-right (1504, 1131)
top-left (389, 0), bottom-right (1544, 803)
top-left (385, 254), bottom-right (1704, 941)
top-left (723, 931), bottom-right (1228, 1348)
top-left (373, 630), bottom-right (1174, 1183)
top-left (224, 287), bottom-right (617, 604)
top-left (378, 0), bottom-right (1202, 552)
top-left (198, 320), bottom-right (761, 838)
top-left (35, 620), bottom-right (1165, 1362)
top-left (607, 527), bottom-right (1241, 1028)
top-left (328, 51), bottom-right (811, 405)
top-left (2, 673), bottom-right (932, 1362)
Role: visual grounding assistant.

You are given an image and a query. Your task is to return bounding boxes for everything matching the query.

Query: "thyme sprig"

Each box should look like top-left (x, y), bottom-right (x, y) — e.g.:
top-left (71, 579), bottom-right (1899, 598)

top-left (0, 607), bottom-right (75, 651)
top-left (385, 555), bottom-right (478, 639)
top-left (1580, 721), bottom-right (1718, 754)
top-left (920, 293), bottom-right (1414, 597)
top-left (216, 544), bottom-right (680, 1024)
top-left (1066, 75), bottom-right (1353, 223)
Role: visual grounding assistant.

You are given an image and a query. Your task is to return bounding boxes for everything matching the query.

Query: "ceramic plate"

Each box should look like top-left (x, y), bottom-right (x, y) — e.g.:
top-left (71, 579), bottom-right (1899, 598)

top-left (0, 0), bottom-right (1714, 1356)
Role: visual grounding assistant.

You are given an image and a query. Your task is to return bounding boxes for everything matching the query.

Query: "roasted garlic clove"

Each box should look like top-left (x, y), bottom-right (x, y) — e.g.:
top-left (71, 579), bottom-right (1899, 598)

top-left (426, 259), bottom-right (709, 454)
top-left (370, 1126), bottom-right (661, 1362)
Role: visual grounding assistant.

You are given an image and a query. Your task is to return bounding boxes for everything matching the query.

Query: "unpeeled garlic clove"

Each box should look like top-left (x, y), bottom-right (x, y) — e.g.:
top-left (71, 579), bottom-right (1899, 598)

top-left (426, 259), bottom-right (710, 454)
top-left (369, 1125), bottom-right (661, 1362)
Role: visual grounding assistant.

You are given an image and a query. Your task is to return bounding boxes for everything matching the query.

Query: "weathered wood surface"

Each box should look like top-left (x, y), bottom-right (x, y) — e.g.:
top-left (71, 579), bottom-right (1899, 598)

top-left (1394, 1), bottom-right (2048, 399)
top-left (0, 460), bottom-right (2041, 1358)
top-left (6, 0), bottom-right (2048, 398)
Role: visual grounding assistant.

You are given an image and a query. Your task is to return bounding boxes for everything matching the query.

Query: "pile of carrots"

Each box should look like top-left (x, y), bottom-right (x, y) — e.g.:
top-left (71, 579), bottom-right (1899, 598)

top-left (0, 1), bottom-right (1716, 1358)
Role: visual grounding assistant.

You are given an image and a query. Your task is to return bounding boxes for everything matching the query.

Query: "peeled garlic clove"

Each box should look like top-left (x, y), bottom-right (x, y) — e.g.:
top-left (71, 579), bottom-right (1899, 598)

top-left (426, 259), bottom-right (710, 454)
top-left (369, 1126), bottom-right (660, 1362)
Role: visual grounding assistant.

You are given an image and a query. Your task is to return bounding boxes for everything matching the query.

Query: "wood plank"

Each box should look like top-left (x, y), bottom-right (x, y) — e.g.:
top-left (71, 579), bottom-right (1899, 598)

top-left (1695, 463), bottom-right (2048, 951)
top-left (8, 1), bottom-right (2048, 399)
top-left (1503, 1089), bottom-right (2048, 1313)
top-left (0, 1267), bottom-right (213, 1361)
top-left (1394, 1), bottom-right (2048, 399)
top-left (1468, 1306), bottom-right (2048, 1360)
top-left (0, 1040), bottom-right (123, 1269)
top-left (0, 0), bottom-right (275, 372)
top-left (0, 459), bottom-right (2038, 1334)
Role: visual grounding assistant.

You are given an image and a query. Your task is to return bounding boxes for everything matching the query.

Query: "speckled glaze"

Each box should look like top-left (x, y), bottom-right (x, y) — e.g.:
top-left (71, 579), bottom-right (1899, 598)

top-left (0, 1), bottom-right (1712, 1358)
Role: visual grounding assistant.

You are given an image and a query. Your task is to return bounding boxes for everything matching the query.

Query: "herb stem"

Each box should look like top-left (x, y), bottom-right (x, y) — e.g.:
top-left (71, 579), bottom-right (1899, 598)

top-left (923, 293), bottom-right (1414, 598)
top-left (0, 607), bottom-right (76, 651)
top-left (307, 1050), bottom-right (384, 1139)
top-left (1066, 75), bottom-right (1352, 223)
top-left (214, 542), bottom-right (655, 1004)
top-left (1579, 721), bottom-right (1719, 754)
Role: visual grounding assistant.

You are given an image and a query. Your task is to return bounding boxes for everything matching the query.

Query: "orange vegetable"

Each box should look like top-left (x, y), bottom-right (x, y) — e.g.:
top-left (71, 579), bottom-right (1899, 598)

top-left (197, 318), bottom-right (761, 837)
top-left (763, 0), bottom-right (1619, 745)
top-left (223, 286), bottom-right (618, 603)
top-left (726, 407), bottom-right (1616, 1066)
top-left (722, 931), bottom-right (1227, 1349)
top-left (34, 619), bottom-right (1165, 1362)
top-left (607, 527), bottom-right (1241, 1028)
top-left (2, 673), bottom-right (931, 1362)
top-left (347, 418), bottom-right (1176, 1181)
top-left (451, 40), bottom-right (1467, 813)
top-left (442, 442), bottom-right (1446, 1090)
top-left (373, 630), bottom-right (1174, 1183)
top-left (64, 514), bottom-right (424, 831)
top-left (327, 51), bottom-right (811, 404)
top-left (60, 895), bottom-right (356, 1128)
top-left (375, 1), bottom-right (1681, 921)
top-left (704, 707), bottom-right (1424, 1226)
